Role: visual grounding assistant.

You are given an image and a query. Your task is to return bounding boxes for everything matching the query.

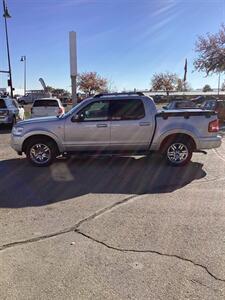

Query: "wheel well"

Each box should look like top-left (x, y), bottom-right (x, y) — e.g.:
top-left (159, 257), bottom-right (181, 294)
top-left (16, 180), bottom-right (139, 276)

top-left (22, 135), bottom-right (59, 154)
top-left (159, 133), bottom-right (196, 153)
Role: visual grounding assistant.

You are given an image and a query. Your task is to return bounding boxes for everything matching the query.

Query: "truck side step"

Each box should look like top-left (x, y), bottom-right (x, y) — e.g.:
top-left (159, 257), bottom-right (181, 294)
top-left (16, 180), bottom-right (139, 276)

top-left (195, 150), bottom-right (207, 155)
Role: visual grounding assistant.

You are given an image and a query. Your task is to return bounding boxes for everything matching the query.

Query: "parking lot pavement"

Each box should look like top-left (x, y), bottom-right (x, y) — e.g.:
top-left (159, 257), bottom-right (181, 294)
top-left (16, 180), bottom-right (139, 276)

top-left (1, 129), bottom-right (225, 299)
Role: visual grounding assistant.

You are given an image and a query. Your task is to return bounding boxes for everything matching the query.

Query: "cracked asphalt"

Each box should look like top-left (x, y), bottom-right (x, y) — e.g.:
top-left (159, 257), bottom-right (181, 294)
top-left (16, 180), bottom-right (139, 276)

top-left (1, 127), bottom-right (225, 299)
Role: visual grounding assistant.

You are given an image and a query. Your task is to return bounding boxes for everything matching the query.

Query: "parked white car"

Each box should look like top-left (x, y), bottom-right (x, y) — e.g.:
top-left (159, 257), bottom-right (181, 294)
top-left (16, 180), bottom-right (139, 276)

top-left (31, 98), bottom-right (65, 118)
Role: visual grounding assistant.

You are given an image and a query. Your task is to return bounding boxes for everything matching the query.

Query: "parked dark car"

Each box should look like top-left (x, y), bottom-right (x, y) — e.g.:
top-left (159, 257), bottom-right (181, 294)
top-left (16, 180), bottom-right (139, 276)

top-left (153, 95), bottom-right (165, 103)
top-left (163, 100), bottom-right (197, 110)
top-left (202, 100), bottom-right (225, 122)
top-left (191, 96), bottom-right (206, 106)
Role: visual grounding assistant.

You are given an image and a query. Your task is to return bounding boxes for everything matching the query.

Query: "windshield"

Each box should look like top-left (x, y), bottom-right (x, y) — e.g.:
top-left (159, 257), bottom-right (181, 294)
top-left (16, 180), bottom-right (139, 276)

top-left (60, 100), bottom-right (87, 118)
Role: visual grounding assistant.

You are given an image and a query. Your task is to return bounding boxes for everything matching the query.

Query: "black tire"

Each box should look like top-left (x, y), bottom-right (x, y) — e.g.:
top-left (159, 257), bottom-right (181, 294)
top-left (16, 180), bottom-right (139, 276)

top-left (163, 137), bottom-right (193, 166)
top-left (25, 138), bottom-right (58, 167)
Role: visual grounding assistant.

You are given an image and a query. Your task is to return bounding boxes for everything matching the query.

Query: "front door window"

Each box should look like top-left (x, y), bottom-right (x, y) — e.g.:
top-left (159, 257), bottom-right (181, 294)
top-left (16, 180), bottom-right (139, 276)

top-left (79, 100), bottom-right (109, 121)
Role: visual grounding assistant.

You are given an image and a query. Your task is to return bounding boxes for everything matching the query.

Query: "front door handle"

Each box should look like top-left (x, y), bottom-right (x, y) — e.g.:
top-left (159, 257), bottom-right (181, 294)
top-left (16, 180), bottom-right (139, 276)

top-left (139, 122), bottom-right (150, 126)
top-left (96, 123), bottom-right (108, 128)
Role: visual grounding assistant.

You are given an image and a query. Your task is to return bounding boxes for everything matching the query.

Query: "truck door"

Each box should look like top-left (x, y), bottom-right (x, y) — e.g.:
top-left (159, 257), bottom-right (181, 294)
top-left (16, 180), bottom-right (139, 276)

top-left (64, 100), bottom-right (111, 151)
top-left (109, 99), bottom-right (154, 151)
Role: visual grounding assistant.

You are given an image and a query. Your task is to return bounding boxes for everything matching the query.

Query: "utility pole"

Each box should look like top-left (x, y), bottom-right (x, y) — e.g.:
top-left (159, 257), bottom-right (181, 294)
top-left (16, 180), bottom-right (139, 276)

top-left (3, 0), bottom-right (13, 97)
top-left (69, 31), bottom-right (77, 106)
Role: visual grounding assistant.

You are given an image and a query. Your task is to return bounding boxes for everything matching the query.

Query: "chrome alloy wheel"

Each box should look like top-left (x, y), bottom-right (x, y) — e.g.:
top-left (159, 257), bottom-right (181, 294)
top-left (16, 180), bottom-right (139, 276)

top-left (167, 142), bottom-right (189, 164)
top-left (29, 143), bottom-right (51, 165)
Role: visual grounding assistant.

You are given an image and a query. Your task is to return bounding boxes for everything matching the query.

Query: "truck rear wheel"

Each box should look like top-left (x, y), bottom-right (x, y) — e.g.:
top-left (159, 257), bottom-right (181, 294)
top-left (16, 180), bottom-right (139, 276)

top-left (26, 139), bottom-right (57, 167)
top-left (164, 138), bottom-right (193, 166)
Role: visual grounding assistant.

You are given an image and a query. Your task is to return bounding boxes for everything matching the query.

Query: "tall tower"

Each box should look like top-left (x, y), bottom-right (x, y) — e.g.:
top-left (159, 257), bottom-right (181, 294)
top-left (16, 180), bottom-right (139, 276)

top-left (69, 31), bottom-right (77, 106)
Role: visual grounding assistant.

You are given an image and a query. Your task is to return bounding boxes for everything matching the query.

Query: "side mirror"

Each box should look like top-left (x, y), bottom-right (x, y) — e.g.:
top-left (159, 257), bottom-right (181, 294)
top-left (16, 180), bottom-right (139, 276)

top-left (71, 114), bottom-right (83, 122)
top-left (162, 106), bottom-right (167, 110)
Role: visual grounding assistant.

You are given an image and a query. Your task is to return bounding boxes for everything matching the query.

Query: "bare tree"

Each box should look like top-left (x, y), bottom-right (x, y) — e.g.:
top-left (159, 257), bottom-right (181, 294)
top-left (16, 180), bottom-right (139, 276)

top-left (176, 79), bottom-right (192, 92)
top-left (176, 78), bottom-right (183, 91)
top-left (77, 72), bottom-right (108, 96)
top-left (194, 24), bottom-right (225, 75)
top-left (151, 72), bottom-right (179, 96)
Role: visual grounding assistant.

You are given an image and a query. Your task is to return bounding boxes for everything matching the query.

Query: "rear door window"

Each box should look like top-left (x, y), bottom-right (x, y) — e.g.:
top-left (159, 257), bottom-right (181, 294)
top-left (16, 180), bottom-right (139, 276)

top-left (110, 99), bottom-right (145, 120)
top-left (33, 100), bottom-right (59, 107)
top-left (0, 99), bottom-right (6, 109)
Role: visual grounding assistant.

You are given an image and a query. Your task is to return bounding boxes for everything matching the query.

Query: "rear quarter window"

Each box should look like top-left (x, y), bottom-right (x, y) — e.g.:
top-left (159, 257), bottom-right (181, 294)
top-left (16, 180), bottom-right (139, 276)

top-left (110, 99), bottom-right (145, 120)
top-left (33, 100), bottom-right (59, 107)
top-left (0, 99), bottom-right (6, 109)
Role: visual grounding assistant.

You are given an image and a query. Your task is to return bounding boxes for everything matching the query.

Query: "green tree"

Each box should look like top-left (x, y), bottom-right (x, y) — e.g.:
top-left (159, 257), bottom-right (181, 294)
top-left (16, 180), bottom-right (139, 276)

top-left (45, 86), bottom-right (54, 93)
top-left (202, 84), bottom-right (213, 92)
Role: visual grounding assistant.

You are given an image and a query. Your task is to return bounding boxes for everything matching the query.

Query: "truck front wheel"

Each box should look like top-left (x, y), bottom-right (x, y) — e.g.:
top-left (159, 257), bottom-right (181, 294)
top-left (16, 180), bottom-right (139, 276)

top-left (26, 139), bottom-right (57, 167)
top-left (164, 138), bottom-right (193, 166)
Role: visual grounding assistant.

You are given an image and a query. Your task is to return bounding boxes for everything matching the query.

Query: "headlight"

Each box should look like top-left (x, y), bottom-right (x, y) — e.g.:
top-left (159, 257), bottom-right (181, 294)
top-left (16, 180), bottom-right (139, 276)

top-left (12, 126), bottom-right (24, 136)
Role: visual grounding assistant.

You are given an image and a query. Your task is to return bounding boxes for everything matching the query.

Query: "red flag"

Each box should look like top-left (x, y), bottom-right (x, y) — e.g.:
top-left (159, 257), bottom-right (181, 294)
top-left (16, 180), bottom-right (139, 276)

top-left (183, 59), bottom-right (187, 82)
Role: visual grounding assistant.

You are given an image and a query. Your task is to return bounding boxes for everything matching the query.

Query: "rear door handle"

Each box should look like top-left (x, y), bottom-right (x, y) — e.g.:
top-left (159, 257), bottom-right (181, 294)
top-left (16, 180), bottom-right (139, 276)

top-left (139, 122), bottom-right (150, 126)
top-left (96, 123), bottom-right (108, 128)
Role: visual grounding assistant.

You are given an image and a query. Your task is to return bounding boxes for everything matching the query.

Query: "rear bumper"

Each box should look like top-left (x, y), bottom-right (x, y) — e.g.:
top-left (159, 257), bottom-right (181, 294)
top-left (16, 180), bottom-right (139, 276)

top-left (0, 116), bottom-right (13, 124)
top-left (198, 135), bottom-right (222, 150)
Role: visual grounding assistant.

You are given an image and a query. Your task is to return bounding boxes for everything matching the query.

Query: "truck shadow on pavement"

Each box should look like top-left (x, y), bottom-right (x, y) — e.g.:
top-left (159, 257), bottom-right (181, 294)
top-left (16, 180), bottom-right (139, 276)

top-left (0, 154), bottom-right (206, 208)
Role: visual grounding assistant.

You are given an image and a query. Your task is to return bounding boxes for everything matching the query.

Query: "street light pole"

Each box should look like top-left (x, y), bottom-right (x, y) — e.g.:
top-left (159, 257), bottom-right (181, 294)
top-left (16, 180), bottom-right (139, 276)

top-left (20, 56), bottom-right (26, 95)
top-left (2, 0), bottom-right (13, 97)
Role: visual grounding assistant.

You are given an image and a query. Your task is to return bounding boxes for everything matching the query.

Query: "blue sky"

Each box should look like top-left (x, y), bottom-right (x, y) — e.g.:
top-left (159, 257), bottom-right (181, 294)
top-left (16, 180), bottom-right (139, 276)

top-left (0, 0), bottom-right (224, 93)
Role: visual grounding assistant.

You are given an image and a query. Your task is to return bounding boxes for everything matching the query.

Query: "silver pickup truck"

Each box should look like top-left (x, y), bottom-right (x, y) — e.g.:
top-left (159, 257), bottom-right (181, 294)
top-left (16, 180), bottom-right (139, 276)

top-left (11, 92), bottom-right (221, 167)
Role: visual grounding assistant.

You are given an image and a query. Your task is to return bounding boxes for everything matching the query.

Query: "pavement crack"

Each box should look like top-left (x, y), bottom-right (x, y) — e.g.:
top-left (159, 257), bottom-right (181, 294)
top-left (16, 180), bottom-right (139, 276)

top-left (190, 279), bottom-right (222, 293)
top-left (0, 194), bottom-right (138, 252)
top-left (75, 194), bottom-right (138, 228)
top-left (75, 229), bottom-right (225, 284)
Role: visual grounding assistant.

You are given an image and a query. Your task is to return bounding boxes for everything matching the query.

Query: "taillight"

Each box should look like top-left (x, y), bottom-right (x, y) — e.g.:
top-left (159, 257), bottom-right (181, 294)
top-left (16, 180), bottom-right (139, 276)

top-left (58, 107), bottom-right (63, 115)
top-left (208, 119), bottom-right (219, 132)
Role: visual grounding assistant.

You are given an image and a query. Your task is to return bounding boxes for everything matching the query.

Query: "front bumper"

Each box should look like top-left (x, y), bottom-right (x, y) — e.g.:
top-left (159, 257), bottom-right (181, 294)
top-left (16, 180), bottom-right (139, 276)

top-left (198, 135), bottom-right (222, 150)
top-left (11, 134), bottom-right (24, 153)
